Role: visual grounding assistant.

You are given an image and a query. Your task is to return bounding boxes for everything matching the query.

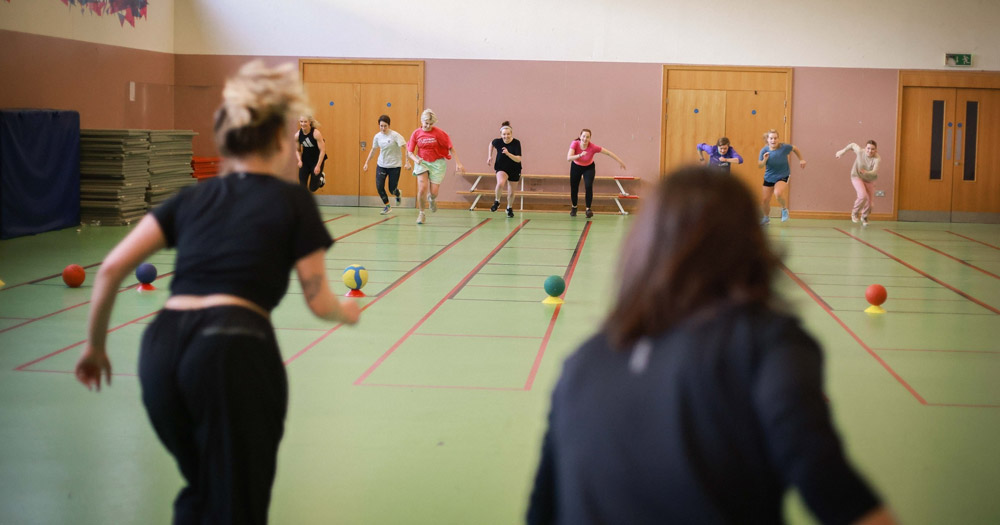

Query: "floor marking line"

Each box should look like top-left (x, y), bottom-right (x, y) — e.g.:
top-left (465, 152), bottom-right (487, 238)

top-left (283, 219), bottom-right (492, 366)
top-left (835, 228), bottom-right (1000, 315)
top-left (352, 220), bottom-right (528, 383)
top-left (780, 263), bottom-right (928, 405)
top-left (886, 229), bottom-right (1000, 280)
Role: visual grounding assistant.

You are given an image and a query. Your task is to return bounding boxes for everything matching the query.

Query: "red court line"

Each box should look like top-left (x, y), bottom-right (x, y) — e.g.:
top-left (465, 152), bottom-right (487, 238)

top-left (0, 271), bottom-right (174, 335)
top-left (780, 264), bottom-right (928, 405)
top-left (353, 220), bottom-right (530, 384)
top-left (282, 218), bottom-right (492, 365)
top-left (835, 228), bottom-right (1000, 315)
top-left (357, 383), bottom-right (524, 392)
top-left (927, 402), bottom-right (1000, 408)
top-left (333, 216), bottom-right (395, 241)
top-left (14, 310), bottom-right (160, 371)
top-left (323, 213), bottom-right (350, 223)
top-left (523, 222), bottom-right (593, 391)
top-left (0, 261), bottom-right (103, 292)
top-left (466, 284), bottom-right (538, 289)
top-left (885, 229), bottom-right (1000, 280)
top-left (947, 231), bottom-right (1000, 250)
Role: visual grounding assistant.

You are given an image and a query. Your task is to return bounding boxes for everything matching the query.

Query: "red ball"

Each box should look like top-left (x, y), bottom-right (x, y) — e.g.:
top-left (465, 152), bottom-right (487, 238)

top-left (865, 284), bottom-right (887, 306)
top-left (62, 264), bottom-right (86, 288)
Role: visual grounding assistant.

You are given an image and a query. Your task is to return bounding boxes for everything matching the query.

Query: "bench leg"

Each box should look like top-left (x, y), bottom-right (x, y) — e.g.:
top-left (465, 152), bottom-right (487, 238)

top-left (614, 197), bottom-right (628, 215)
top-left (470, 193), bottom-right (482, 211)
top-left (615, 179), bottom-right (629, 196)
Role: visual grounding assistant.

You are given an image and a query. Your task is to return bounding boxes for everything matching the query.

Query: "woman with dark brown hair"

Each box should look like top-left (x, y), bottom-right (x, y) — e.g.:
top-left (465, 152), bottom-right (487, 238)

top-left (527, 165), bottom-right (894, 525)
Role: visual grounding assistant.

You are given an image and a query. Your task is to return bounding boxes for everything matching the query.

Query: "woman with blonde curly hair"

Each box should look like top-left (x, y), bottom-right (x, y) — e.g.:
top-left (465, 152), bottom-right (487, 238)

top-left (295, 114), bottom-right (327, 192)
top-left (74, 61), bottom-right (360, 523)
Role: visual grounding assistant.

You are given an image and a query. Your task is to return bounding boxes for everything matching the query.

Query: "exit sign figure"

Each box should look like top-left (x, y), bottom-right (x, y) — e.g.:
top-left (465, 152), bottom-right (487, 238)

top-left (945, 53), bottom-right (973, 66)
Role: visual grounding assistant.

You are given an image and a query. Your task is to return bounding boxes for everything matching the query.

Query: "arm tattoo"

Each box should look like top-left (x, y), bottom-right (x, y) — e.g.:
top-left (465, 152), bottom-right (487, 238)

top-left (301, 275), bottom-right (323, 302)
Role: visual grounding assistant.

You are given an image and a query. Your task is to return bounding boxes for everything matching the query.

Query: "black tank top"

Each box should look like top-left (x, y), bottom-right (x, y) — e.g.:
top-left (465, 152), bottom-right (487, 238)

top-left (297, 128), bottom-right (323, 168)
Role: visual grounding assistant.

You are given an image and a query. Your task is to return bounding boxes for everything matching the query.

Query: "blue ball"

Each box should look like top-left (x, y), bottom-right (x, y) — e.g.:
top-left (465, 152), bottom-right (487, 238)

top-left (544, 275), bottom-right (566, 297)
top-left (135, 263), bottom-right (157, 284)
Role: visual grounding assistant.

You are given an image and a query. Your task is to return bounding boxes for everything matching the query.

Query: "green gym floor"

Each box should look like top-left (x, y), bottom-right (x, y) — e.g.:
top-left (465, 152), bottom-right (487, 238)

top-left (1, 207), bottom-right (998, 524)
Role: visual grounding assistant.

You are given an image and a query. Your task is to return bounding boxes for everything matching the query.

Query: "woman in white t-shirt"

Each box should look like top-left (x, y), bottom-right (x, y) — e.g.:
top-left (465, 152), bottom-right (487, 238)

top-left (835, 140), bottom-right (881, 226)
top-left (363, 114), bottom-right (412, 214)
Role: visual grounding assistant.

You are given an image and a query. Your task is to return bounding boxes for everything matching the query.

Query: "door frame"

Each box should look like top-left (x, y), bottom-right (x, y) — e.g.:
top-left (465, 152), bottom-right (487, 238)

top-left (660, 65), bottom-right (794, 177)
top-left (299, 59), bottom-right (425, 205)
top-left (894, 70), bottom-right (1000, 220)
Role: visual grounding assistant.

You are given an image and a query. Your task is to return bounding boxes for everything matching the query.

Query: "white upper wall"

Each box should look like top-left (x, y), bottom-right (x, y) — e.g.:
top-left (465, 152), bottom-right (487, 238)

top-left (0, 0), bottom-right (174, 53)
top-left (173, 0), bottom-right (999, 70)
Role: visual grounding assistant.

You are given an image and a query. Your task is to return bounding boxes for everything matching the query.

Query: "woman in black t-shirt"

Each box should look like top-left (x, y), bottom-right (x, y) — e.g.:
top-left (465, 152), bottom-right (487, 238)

top-left (75, 61), bottom-right (360, 524)
top-left (486, 120), bottom-right (523, 218)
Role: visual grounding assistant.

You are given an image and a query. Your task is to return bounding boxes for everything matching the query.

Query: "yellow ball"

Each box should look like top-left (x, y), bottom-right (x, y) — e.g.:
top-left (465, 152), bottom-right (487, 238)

top-left (342, 265), bottom-right (368, 290)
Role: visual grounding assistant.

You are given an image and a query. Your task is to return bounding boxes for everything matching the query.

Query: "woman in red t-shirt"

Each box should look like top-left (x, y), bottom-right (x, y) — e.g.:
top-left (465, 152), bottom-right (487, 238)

top-left (566, 129), bottom-right (626, 218)
top-left (406, 109), bottom-right (465, 225)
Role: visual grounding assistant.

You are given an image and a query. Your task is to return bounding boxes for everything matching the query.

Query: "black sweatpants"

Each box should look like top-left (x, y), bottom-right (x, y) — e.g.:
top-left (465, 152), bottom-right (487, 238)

top-left (139, 306), bottom-right (287, 525)
top-left (298, 156), bottom-right (326, 192)
top-left (375, 166), bottom-right (401, 204)
top-left (569, 162), bottom-right (596, 208)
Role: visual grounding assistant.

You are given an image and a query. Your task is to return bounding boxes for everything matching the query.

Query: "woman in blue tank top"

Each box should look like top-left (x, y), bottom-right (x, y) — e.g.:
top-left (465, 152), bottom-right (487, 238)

top-left (757, 129), bottom-right (807, 224)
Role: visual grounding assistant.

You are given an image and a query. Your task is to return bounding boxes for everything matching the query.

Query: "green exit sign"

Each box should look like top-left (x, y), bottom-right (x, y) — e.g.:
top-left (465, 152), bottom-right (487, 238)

top-left (945, 53), bottom-right (973, 66)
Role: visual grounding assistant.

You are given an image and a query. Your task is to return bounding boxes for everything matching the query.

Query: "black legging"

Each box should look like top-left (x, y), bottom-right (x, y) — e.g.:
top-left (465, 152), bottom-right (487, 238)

top-left (376, 166), bottom-right (401, 204)
top-left (570, 162), bottom-right (596, 208)
top-left (298, 156), bottom-right (326, 192)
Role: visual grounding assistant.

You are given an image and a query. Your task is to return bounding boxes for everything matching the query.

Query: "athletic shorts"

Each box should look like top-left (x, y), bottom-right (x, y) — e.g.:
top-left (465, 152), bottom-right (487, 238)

top-left (414, 158), bottom-right (447, 184)
top-left (762, 177), bottom-right (789, 188)
top-left (498, 170), bottom-right (521, 183)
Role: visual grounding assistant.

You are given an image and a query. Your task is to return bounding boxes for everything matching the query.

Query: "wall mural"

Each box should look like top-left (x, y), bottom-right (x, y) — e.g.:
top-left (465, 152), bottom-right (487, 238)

top-left (2, 0), bottom-right (149, 27)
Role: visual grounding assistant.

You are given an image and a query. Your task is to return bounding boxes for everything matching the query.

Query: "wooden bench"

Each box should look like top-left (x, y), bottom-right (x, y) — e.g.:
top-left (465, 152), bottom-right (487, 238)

top-left (458, 172), bottom-right (640, 215)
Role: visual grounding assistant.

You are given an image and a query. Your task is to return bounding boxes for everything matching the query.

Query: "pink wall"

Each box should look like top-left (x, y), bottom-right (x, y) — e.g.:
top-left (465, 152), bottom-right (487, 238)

top-left (790, 67), bottom-right (898, 215)
top-left (0, 30), bottom-right (174, 130)
top-left (422, 59), bottom-right (663, 203)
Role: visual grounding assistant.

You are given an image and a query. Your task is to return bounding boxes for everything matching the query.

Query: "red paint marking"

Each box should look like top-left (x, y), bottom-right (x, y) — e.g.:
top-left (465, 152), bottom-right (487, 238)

top-left (14, 311), bottom-right (160, 371)
top-left (282, 219), bottom-right (491, 365)
top-left (334, 216), bottom-right (395, 241)
top-left (947, 231), bottom-right (1000, 250)
top-left (323, 213), bottom-right (350, 223)
top-left (413, 332), bottom-right (543, 339)
top-left (835, 228), bottom-right (1000, 315)
top-left (780, 264), bottom-right (928, 405)
top-left (927, 402), bottom-right (1000, 409)
top-left (353, 220), bottom-right (529, 384)
top-left (886, 229), bottom-right (1000, 280)
top-left (523, 222), bottom-right (592, 391)
top-left (0, 261), bottom-right (103, 292)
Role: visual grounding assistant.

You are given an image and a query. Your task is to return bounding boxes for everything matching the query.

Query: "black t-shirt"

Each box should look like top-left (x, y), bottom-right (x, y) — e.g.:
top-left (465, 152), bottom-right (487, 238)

top-left (151, 172), bottom-right (334, 311)
top-left (491, 138), bottom-right (522, 176)
top-left (528, 303), bottom-right (881, 525)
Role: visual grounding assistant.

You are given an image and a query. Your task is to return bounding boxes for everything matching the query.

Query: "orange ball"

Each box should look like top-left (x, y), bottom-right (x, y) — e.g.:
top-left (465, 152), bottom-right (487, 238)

top-left (865, 284), bottom-right (887, 306)
top-left (62, 264), bottom-right (86, 288)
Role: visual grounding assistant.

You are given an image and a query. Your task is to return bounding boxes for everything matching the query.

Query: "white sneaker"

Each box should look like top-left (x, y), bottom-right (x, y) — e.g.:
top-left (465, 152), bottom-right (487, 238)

top-left (416, 211), bottom-right (425, 224)
top-left (429, 196), bottom-right (437, 213)
top-left (861, 217), bottom-right (869, 226)
top-left (319, 172), bottom-right (326, 188)
top-left (380, 205), bottom-right (391, 215)
top-left (851, 212), bottom-right (859, 223)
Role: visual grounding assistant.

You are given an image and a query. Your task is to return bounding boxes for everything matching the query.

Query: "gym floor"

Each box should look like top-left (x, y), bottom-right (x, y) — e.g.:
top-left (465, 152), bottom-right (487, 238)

top-left (1, 207), bottom-right (998, 524)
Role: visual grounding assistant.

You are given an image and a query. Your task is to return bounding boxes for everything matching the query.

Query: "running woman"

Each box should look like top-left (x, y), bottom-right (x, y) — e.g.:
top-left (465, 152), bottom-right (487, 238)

top-left (295, 115), bottom-right (327, 192)
top-left (697, 137), bottom-right (744, 172)
top-left (486, 120), bottom-right (523, 218)
top-left (836, 140), bottom-right (881, 226)
top-left (567, 129), bottom-right (627, 218)
top-left (757, 129), bottom-right (806, 224)
top-left (75, 61), bottom-right (360, 524)
top-left (406, 109), bottom-right (464, 225)
top-left (363, 114), bottom-right (411, 215)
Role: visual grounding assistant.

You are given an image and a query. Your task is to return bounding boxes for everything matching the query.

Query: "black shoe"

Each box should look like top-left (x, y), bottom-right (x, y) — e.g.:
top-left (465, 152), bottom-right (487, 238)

top-left (506, 207), bottom-right (514, 218)
top-left (490, 200), bottom-right (500, 212)
top-left (394, 188), bottom-right (401, 206)
top-left (585, 208), bottom-right (594, 218)
top-left (570, 207), bottom-right (577, 217)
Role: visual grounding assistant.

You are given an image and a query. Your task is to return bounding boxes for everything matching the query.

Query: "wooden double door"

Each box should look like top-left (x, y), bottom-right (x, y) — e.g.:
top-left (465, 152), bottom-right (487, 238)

top-left (899, 86), bottom-right (1000, 222)
top-left (662, 67), bottom-right (791, 195)
top-left (301, 61), bottom-right (423, 206)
